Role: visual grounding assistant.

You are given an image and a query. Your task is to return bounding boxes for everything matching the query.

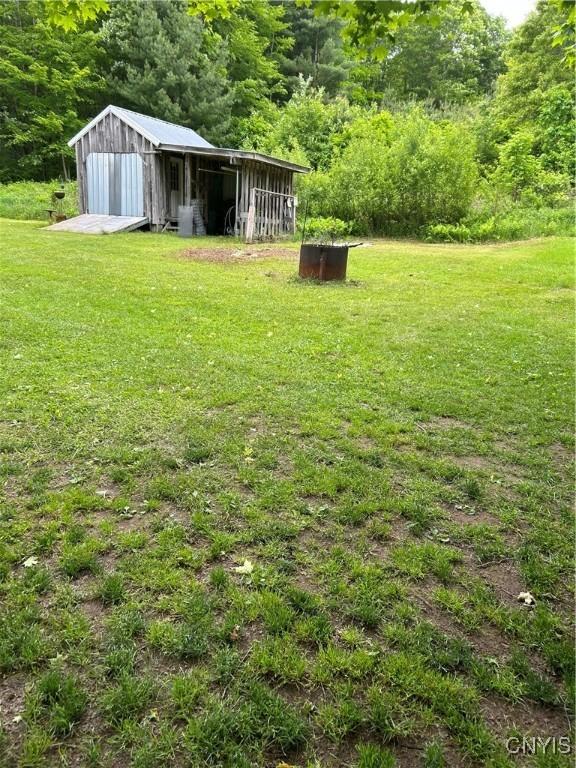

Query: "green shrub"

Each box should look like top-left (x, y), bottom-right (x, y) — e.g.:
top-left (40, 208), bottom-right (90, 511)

top-left (426, 203), bottom-right (574, 242)
top-left (296, 101), bottom-right (573, 241)
top-left (425, 223), bottom-right (472, 243)
top-left (0, 181), bottom-right (78, 221)
top-left (303, 216), bottom-right (352, 244)
top-left (239, 78), bottom-right (363, 170)
top-left (538, 85), bottom-right (575, 178)
top-left (307, 107), bottom-right (478, 235)
top-left (491, 131), bottom-right (571, 206)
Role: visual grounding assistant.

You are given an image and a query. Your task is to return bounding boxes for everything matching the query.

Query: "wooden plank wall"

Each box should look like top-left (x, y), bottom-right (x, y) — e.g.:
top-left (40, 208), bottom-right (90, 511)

top-left (73, 111), bottom-right (164, 228)
top-left (73, 112), bottom-right (298, 235)
top-left (238, 160), bottom-right (295, 240)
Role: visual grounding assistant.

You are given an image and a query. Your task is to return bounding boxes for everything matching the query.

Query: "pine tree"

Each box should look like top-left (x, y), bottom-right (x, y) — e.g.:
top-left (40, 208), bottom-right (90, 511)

top-left (102, 0), bottom-right (233, 145)
top-left (276, 3), bottom-right (351, 99)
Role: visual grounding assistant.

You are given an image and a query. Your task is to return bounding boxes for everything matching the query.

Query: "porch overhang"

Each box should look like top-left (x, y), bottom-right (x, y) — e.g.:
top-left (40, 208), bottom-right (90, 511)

top-left (157, 144), bottom-right (309, 173)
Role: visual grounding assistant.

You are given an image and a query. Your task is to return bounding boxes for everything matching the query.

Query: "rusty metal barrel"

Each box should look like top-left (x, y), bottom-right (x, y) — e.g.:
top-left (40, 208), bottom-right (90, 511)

top-left (298, 244), bottom-right (349, 281)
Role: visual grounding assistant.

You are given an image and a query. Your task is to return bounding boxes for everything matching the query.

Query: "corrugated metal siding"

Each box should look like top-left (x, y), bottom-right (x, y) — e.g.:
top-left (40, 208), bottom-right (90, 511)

top-left (86, 153), bottom-right (111, 215)
top-left (86, 152), bottom-right (143, 216)
top-left (119, 153), bottom-right (144, 216)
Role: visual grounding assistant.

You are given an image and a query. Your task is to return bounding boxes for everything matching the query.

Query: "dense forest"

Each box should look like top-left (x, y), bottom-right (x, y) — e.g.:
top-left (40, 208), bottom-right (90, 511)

top-left (0, 0), bottom-right (573, 240)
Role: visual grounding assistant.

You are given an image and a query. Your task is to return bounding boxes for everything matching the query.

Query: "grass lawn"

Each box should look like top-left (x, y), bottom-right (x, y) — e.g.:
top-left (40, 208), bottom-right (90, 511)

top-left (0, 219), bottom-right (574, 768)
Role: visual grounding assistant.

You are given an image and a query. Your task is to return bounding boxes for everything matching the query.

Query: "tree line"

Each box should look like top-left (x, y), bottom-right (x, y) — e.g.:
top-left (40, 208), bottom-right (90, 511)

top-left (0, 0), bottom-right (573, 239)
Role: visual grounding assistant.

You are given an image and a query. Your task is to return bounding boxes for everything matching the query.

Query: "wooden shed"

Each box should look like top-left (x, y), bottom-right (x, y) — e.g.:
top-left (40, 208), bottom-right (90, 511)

top-left (66, 105), bottom-right (308, 239)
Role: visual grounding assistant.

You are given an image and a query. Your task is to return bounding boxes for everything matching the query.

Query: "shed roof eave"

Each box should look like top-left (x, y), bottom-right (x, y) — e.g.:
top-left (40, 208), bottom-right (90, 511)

top-left (157, 144), bottom-right (310, 173)
top-left (67, 105), bottom-right (162, 148)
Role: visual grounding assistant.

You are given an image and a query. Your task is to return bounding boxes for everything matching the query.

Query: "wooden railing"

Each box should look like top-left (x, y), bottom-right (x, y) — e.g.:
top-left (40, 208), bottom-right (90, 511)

top-left (245, 187), bottom-right (296, 242)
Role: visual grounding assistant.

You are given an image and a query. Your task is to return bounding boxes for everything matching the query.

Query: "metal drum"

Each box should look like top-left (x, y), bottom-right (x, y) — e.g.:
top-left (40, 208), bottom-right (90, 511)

top-left (298, 244), bottom-right (349, 281)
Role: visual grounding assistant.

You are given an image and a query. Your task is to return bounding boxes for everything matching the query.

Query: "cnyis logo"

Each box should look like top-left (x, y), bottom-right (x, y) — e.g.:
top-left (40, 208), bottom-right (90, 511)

top-left (505, 736), bottom-right (572, 755)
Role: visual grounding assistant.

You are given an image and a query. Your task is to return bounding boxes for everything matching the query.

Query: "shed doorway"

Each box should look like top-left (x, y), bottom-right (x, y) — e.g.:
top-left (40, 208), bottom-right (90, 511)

top-left (86, 153), bottom-right (144, 217)
top-left (200, 167), bottom-right (237, 235)
top-left (168, 157), bottom-right (184, 219)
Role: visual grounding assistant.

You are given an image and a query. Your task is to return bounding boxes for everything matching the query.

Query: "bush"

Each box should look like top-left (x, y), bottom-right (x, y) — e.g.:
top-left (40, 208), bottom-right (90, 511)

top-left (294, 100), bottom-right (573, 241)
top-left (491, 132), bottom-right (571, 205)
top-left (425, 223), bottom-right (472, 243)
top-left (426, 203), bottom-right (574, 242)
top-left (239, 77), bottom-right (363, 170)
top-left (0, 181), bottom-right (78, 221)
top-left (303, 216), bottom-right (352, 244)
top-left (537, 85), bottom-right (575, 178)
top-left (305, 108), bottom-right (478, 236)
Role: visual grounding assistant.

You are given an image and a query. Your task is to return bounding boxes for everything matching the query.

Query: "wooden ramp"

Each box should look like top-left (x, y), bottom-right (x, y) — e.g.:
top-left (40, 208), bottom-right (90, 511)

top-left (45, 214), bottom-right (148, 234)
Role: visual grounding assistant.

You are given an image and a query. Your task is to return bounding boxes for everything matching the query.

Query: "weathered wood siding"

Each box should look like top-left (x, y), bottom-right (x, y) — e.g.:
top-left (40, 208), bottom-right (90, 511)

top-left (73, 110), bottom-right (298, 235)
top-left (74, 111), bottom-right (165, 228)
top-left (159, 153), bottom-right (219, 228)
top-left (238, 160), bottom-right (295, 240)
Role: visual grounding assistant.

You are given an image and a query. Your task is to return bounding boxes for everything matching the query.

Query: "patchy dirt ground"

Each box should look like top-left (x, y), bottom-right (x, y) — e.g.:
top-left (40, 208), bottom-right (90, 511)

top-left (179, 245), bottom-right (298, 263)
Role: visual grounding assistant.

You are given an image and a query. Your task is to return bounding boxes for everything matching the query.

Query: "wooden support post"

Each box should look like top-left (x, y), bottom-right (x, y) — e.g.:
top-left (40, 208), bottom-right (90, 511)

top-left (184, 154), bottom-right (192, 206)
top-left (246, 187), bottom-right (256, 243)
top-left (265, 170), bottom-right (270, 239)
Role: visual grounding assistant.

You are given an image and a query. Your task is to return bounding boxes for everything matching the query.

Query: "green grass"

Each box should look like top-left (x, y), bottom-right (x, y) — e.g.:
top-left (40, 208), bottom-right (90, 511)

top-left (0, 220), bottom-right (573, 767)
top-left (0, 181), bottom-right (78, 221)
